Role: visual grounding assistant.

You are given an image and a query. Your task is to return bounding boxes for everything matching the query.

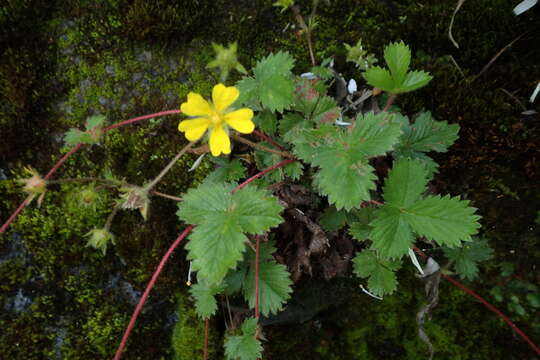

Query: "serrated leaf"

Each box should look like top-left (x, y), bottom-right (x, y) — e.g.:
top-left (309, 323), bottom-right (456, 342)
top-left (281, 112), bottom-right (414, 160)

top-left (353, 250), bottom-right (401, 296)
top-left (370, 205), bottom-right (415, 258)
top-left (443, 238), bottom-right (493, 280)
top-left (186, 214), bottom-right (248, 284)
top-left (233, 186), bottom-right (284, 234)
top-left (204, 158), bottom-right (246, 184)
top-left (244, 243), bottom-right (293, 316)
top-left (224, 266), bottom-right (248, 295)
top-left (404, 195), bottom-right (481, 247)
top-left (85, 114), bottom-right (106, 130)
top-left (279, 113), bottom-right (312, 144)
top-left (253, 52), bottom-right (295, 80)
top-left (254, 109), bottom-right (277, 135)
top-left (351, 112), bottom-right (402, 157)
top-left (383, 158), bottom-right (429, 208)
top-left (371, 159), bottom-right (481, 259)
top-left (259, 75), bottom-right (295, 112)
top-left (399, 70), bottom-right (433, 93)
top-left (178, 183), bottom-right (283, 284)
top-left (349, 222), bottom-right (371, 241)
top-left (225, 318), bottom-right (263, 360)
top-left (320, 207), bottom-right (349, 231)
top-left (395, 112), bottom-right (459, 154)
top-left (190, 281), bottom-right (225, 319)
top-left (63, 128), bottom-right (86, 146)
top-left (235, 76), bottom-right (259, 108)
top-left (362, 66), bottom-right (395, 92)
top-left (384, 41), bottom-right (411, 86)
top-left (291, 113), bottom-right (401, 210)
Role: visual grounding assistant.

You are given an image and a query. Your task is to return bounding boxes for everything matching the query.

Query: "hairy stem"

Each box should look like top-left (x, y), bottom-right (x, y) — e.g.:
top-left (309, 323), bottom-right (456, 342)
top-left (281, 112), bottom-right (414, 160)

top-left (113, 226), bottom-right (193, 360)
top-left (253, 129), bottom-right (287, 151)
top-left (232, 134), bottom-right (294, 159)
top-left (145, 142), bottom-right (195, 191)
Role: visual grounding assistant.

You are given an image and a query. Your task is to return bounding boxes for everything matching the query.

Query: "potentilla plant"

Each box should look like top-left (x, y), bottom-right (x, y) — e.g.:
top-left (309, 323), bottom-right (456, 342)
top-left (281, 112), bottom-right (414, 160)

top-left (6, 41), bottom-right (495, 360)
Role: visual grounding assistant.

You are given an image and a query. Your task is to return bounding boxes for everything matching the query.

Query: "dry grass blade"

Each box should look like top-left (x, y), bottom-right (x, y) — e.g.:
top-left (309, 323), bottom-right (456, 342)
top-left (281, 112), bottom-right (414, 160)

top-left (448, 0), bottom-right (466, 49)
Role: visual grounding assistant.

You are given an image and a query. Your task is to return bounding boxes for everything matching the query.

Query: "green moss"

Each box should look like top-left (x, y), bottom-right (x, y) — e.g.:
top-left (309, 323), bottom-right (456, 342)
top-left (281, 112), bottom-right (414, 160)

top-left (171, 291), bottom-right (219, 360)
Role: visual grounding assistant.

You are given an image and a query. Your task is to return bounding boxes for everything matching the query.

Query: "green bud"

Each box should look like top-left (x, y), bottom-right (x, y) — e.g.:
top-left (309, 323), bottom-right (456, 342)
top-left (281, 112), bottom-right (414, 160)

top-left (85, 228), bottom-right (115, 255)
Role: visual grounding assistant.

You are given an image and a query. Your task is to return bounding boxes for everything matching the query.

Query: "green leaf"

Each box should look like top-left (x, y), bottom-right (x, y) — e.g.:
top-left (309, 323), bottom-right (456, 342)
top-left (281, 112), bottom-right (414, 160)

top-left (243, 243), bottom-right (293, 316)
top-left (186, 214), bottom-right (248, 284)
top-left (190, 281), bottom-right (225, 319)
top-left (395, 112), bottom-right (460, 154)
top-left (254, 109), bottom-right (277, 135)
top-left (253, 52), bottom-right (295, 80)
top-left (384, 41), bottom-right (411, 86)
top-left (178, 183), bottom-right (283, 284)
top-left (279, 113), bottom-right (312, 144)
top-left (225, 318), bottom-right (263, 360)
top-left (85, 114), bottom-right (106, 130)
top-left (353, 250), bottom-right (401, 296)
top-left (351, 112), bottom-right (403, 157)
top-left (370, 158), bottom-right (481, 259)
top-left (319, 207), bottom-right (349, 231)
top-left (224, 266), bottom-right (248, 296)
top-left (399, 70), bottom-right (433, 92)
top-left (370, 205), bottom-right (414, 259)
top-left (64, 128), bottom-right (86, 146)
top-left (383, 158), bottom-right (429, 208)
top-left (362, 67), bottom-right (395, 92)
top-left (258, 75), bottom-right (295, 113)
top-left (404, 195), bottom-right (481, 247)
top-left (235, 76), bottom-right (260, 108)
top-left (443, 238), bottom-right (493, 280)
top-left (233, 186), bottom-right (284, 234)
top-left (204, 158), bottom-right (246, 184)
top-left (294, 112), bottom-right (400, 210)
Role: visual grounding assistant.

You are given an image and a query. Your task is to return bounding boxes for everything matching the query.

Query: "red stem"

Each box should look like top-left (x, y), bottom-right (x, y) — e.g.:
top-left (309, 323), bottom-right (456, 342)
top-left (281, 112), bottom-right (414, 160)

top-left (255, 235), bottom-right (261, 319)
top-left (0, 110), bottom-right (181, 235)
top-left (203, 318), bottom-right (209, 360)
top-left (113, 225), bottom-right (193, 360)
top-left (113, 160), bottom-right (295, 359)
top-left (104, 109), bottom-right (181, 131)
top-left (233, 159), bottom-right (297, 193)
top-left (253, 129), bottom-right (287, 152)
top-left (382, 94), bottom-right (396, 112)
top-left (413, 247), bottom-right (540, 356)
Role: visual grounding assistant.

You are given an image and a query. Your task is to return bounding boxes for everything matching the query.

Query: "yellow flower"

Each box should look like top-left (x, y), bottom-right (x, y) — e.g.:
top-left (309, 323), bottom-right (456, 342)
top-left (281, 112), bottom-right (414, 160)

top-left (178, 83), bottom-right (255, 156)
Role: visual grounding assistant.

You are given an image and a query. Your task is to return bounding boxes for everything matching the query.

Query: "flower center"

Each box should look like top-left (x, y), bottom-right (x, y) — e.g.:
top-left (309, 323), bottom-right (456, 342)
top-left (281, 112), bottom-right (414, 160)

top-left (209, 111), bottom-right (223, 126)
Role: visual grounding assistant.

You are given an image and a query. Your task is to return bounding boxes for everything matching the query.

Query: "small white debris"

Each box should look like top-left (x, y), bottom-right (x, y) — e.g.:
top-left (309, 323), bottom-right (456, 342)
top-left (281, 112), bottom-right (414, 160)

top-left (335, 116), bottom-right (352, 126)
top-left (188, 154), bottom-right (205, 172)
top-left (529, 81), bottom-right (540, 103)
top-left (186, 261), bottom-right (193, 286)
top-left (513, 0), bottom-right (537, 15)
top-left (422, 258), bottom-right (441, 277)
top-left (295, 208), bottom-right (305, 215)
top-left (360, 284), bottom-right (383, 300)
top-left (408, 248), bottom-right (425, 275)
top-left (347, 78), bottom-right (357, 94)
top-left (300, 72), bottom-right (317, 80)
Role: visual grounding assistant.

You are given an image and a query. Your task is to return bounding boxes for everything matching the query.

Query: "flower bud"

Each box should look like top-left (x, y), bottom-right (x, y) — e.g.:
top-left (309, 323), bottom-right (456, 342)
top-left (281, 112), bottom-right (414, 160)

top-left (119, 185), bottom-right (151, 220)
top-left (85, 228), bottom-right (115, 255)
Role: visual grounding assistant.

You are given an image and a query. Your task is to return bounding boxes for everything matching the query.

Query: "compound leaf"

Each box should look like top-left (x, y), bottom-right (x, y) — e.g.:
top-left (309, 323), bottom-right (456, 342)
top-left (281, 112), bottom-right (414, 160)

top-left (400, 70), bottom-right (433, 93)
top-left (405, 195), bottom-right (481, 247)
top-left (353, 250), bottom-right (401, 296)
top-left (225, 318), bottom-right (263, 360)
top-left (362, 66), bottom-right (395, 92)
top-left (443, 238), bottom-right (493, 280)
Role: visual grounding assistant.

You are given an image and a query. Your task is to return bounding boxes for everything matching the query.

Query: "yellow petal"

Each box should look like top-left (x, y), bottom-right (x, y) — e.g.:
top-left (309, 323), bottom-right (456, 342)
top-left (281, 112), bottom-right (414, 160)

top-left (178, 118), bottom-right (210, 141)
top-left (181, 92), bottom-right (212, 116)
top-left (209, 125), bottom-right (231, 156)
top-left (212, 84), bottom-right (239, 112)
top-left (224, 108), bottom-right (255, 134)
